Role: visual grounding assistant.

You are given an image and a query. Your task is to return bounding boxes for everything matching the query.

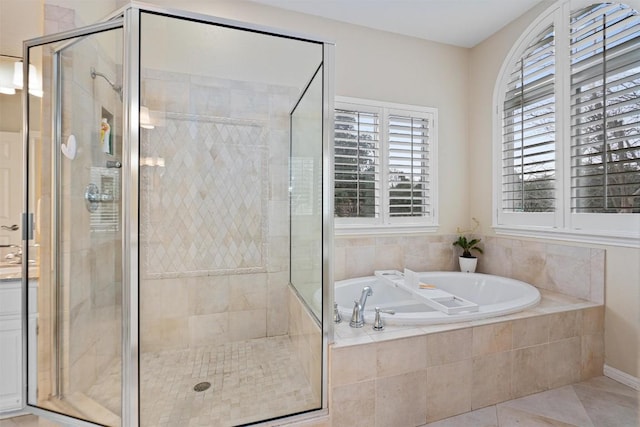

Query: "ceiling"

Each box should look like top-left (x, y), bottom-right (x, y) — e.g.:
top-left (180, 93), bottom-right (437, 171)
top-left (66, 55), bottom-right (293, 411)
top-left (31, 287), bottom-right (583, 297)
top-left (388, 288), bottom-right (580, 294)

top-left (250, 0), bottom-right (546, 48)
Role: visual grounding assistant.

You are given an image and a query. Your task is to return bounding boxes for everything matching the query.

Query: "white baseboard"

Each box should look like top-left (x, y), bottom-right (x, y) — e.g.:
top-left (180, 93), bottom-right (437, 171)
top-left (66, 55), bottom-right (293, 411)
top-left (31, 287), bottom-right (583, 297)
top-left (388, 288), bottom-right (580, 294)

top-left (604, 364), bottom-right (640, 391)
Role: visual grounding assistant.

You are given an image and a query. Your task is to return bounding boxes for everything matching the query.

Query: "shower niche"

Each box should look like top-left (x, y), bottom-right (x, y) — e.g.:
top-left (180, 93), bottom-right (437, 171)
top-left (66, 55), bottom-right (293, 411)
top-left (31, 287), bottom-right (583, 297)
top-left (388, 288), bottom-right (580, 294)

top-left (23, 4), bottom-right (333, 427)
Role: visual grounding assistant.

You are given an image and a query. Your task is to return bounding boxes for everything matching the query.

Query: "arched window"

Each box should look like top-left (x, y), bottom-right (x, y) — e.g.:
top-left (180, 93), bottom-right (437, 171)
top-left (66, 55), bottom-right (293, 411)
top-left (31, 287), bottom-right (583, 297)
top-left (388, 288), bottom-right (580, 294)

top-left (495, 1), bottom-right (640, 246)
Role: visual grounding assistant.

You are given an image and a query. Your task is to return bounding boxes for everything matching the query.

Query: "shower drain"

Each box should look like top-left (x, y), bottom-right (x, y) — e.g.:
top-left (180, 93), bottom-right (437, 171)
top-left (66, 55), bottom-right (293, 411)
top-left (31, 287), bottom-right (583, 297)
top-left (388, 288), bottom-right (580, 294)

top-left (193, 382), bottom-right (211, 392)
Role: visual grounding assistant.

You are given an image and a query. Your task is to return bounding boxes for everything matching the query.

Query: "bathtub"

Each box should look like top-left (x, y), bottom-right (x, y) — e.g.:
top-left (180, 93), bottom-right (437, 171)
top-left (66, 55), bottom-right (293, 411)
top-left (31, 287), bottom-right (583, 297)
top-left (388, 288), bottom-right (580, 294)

top-left (334, 271), bottom-right (541, 325)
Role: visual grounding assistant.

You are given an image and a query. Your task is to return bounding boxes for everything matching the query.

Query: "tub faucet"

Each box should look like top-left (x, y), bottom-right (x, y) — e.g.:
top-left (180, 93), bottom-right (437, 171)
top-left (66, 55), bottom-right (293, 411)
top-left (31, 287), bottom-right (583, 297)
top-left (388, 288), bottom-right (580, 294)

top-left (349, 286), bottom-right (373, 328)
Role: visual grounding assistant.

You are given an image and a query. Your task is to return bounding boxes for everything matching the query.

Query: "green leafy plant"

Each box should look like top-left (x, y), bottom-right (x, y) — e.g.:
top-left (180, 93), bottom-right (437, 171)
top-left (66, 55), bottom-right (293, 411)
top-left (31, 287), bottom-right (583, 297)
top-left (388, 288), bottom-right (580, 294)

top-left (453, 235), bottom-right (483, 258)
top-left (453, 217), bottom-right (483, 258)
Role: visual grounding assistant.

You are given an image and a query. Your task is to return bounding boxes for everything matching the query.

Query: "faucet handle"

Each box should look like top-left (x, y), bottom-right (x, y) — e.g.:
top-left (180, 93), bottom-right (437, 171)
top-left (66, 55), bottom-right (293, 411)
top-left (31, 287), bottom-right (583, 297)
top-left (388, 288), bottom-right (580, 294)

top-left (333, 302), bottom-right (342, 324)
top-left (373, 307), bottom-right (396, 331)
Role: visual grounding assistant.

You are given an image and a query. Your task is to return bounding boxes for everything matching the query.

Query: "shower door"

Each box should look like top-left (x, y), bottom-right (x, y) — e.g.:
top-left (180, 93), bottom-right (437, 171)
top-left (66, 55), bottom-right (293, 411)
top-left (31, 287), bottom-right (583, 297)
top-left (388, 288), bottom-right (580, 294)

top-left (26, 21), bottom-right (124, 427)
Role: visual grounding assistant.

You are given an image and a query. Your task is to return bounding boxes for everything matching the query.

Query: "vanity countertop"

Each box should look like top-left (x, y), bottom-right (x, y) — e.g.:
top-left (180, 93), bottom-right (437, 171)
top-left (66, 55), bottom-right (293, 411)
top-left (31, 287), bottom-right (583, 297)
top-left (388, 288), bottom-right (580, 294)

top-left (0, 264), bottom-right (39, 282)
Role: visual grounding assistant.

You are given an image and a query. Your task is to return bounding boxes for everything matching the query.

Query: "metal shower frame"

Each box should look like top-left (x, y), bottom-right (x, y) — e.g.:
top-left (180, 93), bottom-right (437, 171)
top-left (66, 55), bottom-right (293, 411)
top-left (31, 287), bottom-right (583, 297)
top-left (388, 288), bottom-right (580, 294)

top-left (21, 3), bottom-right (335, 426)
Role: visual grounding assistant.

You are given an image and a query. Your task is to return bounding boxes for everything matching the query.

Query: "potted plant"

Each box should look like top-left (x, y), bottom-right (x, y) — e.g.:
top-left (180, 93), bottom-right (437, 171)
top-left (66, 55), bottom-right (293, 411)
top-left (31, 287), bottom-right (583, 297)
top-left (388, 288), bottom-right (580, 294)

top-left (453, 218), bottom-right (483, 273)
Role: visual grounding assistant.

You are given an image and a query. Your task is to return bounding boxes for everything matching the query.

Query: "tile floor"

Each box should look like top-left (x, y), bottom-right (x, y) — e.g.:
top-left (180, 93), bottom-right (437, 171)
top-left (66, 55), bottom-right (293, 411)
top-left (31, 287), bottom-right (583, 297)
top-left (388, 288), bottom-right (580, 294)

top-left (4, 336), bottom-right (318, 427)
top-left (2, 376), bottom-right (637, 426)
top-left (421, 376), bottom-right (639, 427)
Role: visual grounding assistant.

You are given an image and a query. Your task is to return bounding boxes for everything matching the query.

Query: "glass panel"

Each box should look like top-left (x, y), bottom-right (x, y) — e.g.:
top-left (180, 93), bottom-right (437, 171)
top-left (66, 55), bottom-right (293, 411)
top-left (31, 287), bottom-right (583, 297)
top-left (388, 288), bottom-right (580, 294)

top-left (138, 12), bottom-right (323, 426)
top-left (27, 27), bottom-right (123, 426)
top-left (291, 68), bottom-right (323, 321)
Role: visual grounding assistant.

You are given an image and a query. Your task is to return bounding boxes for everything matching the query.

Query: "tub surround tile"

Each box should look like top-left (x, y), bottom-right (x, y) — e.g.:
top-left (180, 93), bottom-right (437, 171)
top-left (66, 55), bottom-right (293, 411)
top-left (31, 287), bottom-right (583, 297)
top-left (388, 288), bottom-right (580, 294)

top-left (582, 306), bottom-right (604, 335)
top-left (472, 322), bottom-right (512, 356)
top-left (512, 316), bottom-right (549, 349)
top-left (331, 381), bottom-right (376, 427)
top-left (426, 328), bottom-right (473, 367)
top-left (472, 351), bottom-right (512, 409)
top-left (511, 344), bottom-right (548, 397)
top-left (548, 310), bottom-right (582, 342)
top-left (426, 360), bottom-right (472, 422)
top-left (581, 333), bottom-right (604, 380)
top-left (331, 345), bottom-right (376, 387)
top-left (367, 326), bottom-right (427, 342)
top-left (376, 336), bottom-right (427, 378)
top-left (331, 291), bottom-right (605, 426)
top-left (548, 337), bottom-right (582, 389)
top-left (376, 370), bottom-right (428, 427)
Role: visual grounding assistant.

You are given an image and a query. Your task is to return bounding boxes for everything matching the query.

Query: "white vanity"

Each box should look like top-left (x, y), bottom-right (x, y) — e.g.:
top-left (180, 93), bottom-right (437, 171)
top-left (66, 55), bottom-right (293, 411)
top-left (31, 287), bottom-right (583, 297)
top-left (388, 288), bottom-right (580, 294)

top-left (0, 269), bottom-right (37, 414)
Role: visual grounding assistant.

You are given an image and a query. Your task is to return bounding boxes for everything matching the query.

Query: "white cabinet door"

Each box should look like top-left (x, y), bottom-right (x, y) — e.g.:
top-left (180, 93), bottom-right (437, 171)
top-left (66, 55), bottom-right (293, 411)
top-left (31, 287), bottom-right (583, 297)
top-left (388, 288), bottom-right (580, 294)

top-left (0, 317), bottom-right (22, 412)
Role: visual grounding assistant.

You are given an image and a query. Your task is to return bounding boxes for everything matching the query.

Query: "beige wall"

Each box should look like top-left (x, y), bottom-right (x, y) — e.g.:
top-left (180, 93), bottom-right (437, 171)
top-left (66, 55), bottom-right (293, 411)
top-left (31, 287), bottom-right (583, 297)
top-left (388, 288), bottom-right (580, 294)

top-left (468, 0), bottom-right (640, 379)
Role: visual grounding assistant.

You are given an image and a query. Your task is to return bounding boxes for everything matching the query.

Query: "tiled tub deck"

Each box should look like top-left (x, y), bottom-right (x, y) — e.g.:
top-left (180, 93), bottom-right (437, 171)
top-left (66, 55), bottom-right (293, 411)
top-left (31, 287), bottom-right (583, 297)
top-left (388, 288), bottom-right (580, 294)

top-left (329, 289), bottom-right (604, 426)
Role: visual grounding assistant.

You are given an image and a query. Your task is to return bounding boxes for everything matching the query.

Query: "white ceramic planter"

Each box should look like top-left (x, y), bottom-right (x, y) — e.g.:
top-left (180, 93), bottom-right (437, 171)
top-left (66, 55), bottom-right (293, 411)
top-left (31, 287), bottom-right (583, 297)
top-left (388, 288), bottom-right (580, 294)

top-left (458, 256), bottom-right (477, 273)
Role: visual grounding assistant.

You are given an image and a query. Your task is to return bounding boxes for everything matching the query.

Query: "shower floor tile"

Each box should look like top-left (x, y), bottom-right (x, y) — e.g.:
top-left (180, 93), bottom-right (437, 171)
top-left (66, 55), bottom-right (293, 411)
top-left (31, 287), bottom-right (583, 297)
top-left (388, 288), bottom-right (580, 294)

top-left (86, 335), bottom-right (319, 426)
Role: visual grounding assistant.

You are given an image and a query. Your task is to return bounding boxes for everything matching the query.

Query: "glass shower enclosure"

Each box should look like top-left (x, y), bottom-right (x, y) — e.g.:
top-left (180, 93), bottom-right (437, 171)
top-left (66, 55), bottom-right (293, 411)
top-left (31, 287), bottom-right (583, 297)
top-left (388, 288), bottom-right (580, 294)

top-left (22, 4), bottom-right (333, 426)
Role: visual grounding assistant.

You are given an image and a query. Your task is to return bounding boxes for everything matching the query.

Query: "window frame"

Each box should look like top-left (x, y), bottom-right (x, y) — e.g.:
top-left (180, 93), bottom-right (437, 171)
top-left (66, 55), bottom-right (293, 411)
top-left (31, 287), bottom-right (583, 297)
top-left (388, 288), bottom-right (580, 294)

top-left (335, 96), bottom-right (439, 235)
top-left (493, 0), bottom-right (640, 247)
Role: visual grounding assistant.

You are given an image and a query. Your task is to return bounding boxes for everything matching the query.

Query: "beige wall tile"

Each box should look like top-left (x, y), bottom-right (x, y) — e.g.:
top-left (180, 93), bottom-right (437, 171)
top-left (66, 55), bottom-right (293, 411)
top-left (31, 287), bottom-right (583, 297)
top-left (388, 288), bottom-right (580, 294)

top-left (512, 316), bottom-right (549, 349)
top-left (473, 322), bottom-right (513, 356)
top-left (345, 246), bottom-right (376, 279)
top-left (581, 334), bottom-right (604, 380)
top-left (548, 310), bottom-right (582, 342)
top-left (229, 273), bottom-right (267, 310)
top-left (426, 359), bottom-right (472, 422)
top-left (140, 317), bottom-right (188, 352)
top-left (140, 277), bottom-right (189, 321)
top-left (330, 381), bottom-right (375, 427)
top-left (376, 336), bottom-right (428, 378)
top-left (472, 351), bottom-right (512, 409)
top-left (188, 313), bottom-right (229, 347)
top-left (228, 309), bottom-right (266, 341)
top-left (331, 344), bottom-right (377, 387)
top-left (375, 371), bottom-right (427, 427)
top-left (374, 245), bottom-right (403, 271)
top-left (548, 337), bottom-right (581, 389)
top-left (589, 249), bottom-right (605, 304)
top-left (426, 328), bottom-right (473, 367)
top-left (582, 306), bottom-right (604, 335)
top-left (186, 275), bottom-right (229, 315)
top-left (511, 344), bottom-right (548, 398)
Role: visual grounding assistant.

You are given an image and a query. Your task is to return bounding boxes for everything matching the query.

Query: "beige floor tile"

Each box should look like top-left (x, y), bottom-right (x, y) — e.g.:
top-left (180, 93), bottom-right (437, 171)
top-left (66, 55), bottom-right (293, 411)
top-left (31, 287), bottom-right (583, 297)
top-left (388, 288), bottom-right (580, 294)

top-left (420, 406), bottom-right (498, 427)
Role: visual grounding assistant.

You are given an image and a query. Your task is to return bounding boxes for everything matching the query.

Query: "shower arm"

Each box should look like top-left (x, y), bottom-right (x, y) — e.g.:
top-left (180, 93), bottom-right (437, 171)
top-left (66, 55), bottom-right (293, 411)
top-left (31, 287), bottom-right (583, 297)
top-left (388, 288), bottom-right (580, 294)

top-left (90, 66), bottom-right (122, 100)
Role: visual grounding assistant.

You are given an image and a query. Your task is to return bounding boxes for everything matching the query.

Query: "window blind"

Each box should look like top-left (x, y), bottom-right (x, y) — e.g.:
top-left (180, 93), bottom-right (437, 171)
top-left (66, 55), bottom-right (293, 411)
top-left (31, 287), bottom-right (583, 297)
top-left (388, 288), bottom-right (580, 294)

top-left (387, 114), bottom-right (431, 217)
top-left (502, 24), bottom-right (556, 213)
top-left (334, 109), bottom-right (380, 217)
top-left (570, 3), bottom-right (640, 213)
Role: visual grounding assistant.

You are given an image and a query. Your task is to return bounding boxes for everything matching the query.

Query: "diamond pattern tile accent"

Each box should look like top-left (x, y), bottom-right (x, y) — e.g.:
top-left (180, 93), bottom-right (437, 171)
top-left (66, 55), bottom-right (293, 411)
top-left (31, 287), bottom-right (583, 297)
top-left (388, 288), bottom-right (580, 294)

top-left (140, 118), bottom-right (269, 278)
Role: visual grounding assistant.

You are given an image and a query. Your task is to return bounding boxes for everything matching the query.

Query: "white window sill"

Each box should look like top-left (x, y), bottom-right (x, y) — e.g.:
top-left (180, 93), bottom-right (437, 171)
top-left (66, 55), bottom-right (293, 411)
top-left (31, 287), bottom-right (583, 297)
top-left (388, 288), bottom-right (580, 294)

top-left (335, 224), bottom-right (439, 237)
top-left (493, 225), bottom-right (640, 248)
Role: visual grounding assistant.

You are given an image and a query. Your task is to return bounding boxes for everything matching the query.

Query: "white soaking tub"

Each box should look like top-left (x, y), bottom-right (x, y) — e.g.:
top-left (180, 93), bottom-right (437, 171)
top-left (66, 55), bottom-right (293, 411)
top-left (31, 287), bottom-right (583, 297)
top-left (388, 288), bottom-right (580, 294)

top-left (334, 271), bottom-right (541, 326)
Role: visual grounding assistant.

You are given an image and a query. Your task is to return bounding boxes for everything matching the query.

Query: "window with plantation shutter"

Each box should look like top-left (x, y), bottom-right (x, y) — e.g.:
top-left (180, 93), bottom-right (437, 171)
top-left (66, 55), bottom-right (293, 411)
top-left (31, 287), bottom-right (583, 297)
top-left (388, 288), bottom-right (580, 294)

top-left (502, 25), bottom-right (556, 214)
top-left (388, 113), bottom-right (432, 217)
top-left (335, 98), bottom-right (438, 232)
top-left (570, 3), bottom-right (640, 214)
top-left (334, 108), bottom-right (380, 218)
top-left (495, 1), bottom-right (639, 246)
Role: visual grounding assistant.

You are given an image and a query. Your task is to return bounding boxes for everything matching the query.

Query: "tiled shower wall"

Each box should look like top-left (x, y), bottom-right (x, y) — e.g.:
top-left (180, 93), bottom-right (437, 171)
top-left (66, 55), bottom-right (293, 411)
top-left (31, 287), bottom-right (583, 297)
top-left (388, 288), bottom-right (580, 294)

top-left (335, 234), bottom-right (605, 303)
top-left (139, 69), bottom-right (298, 352)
